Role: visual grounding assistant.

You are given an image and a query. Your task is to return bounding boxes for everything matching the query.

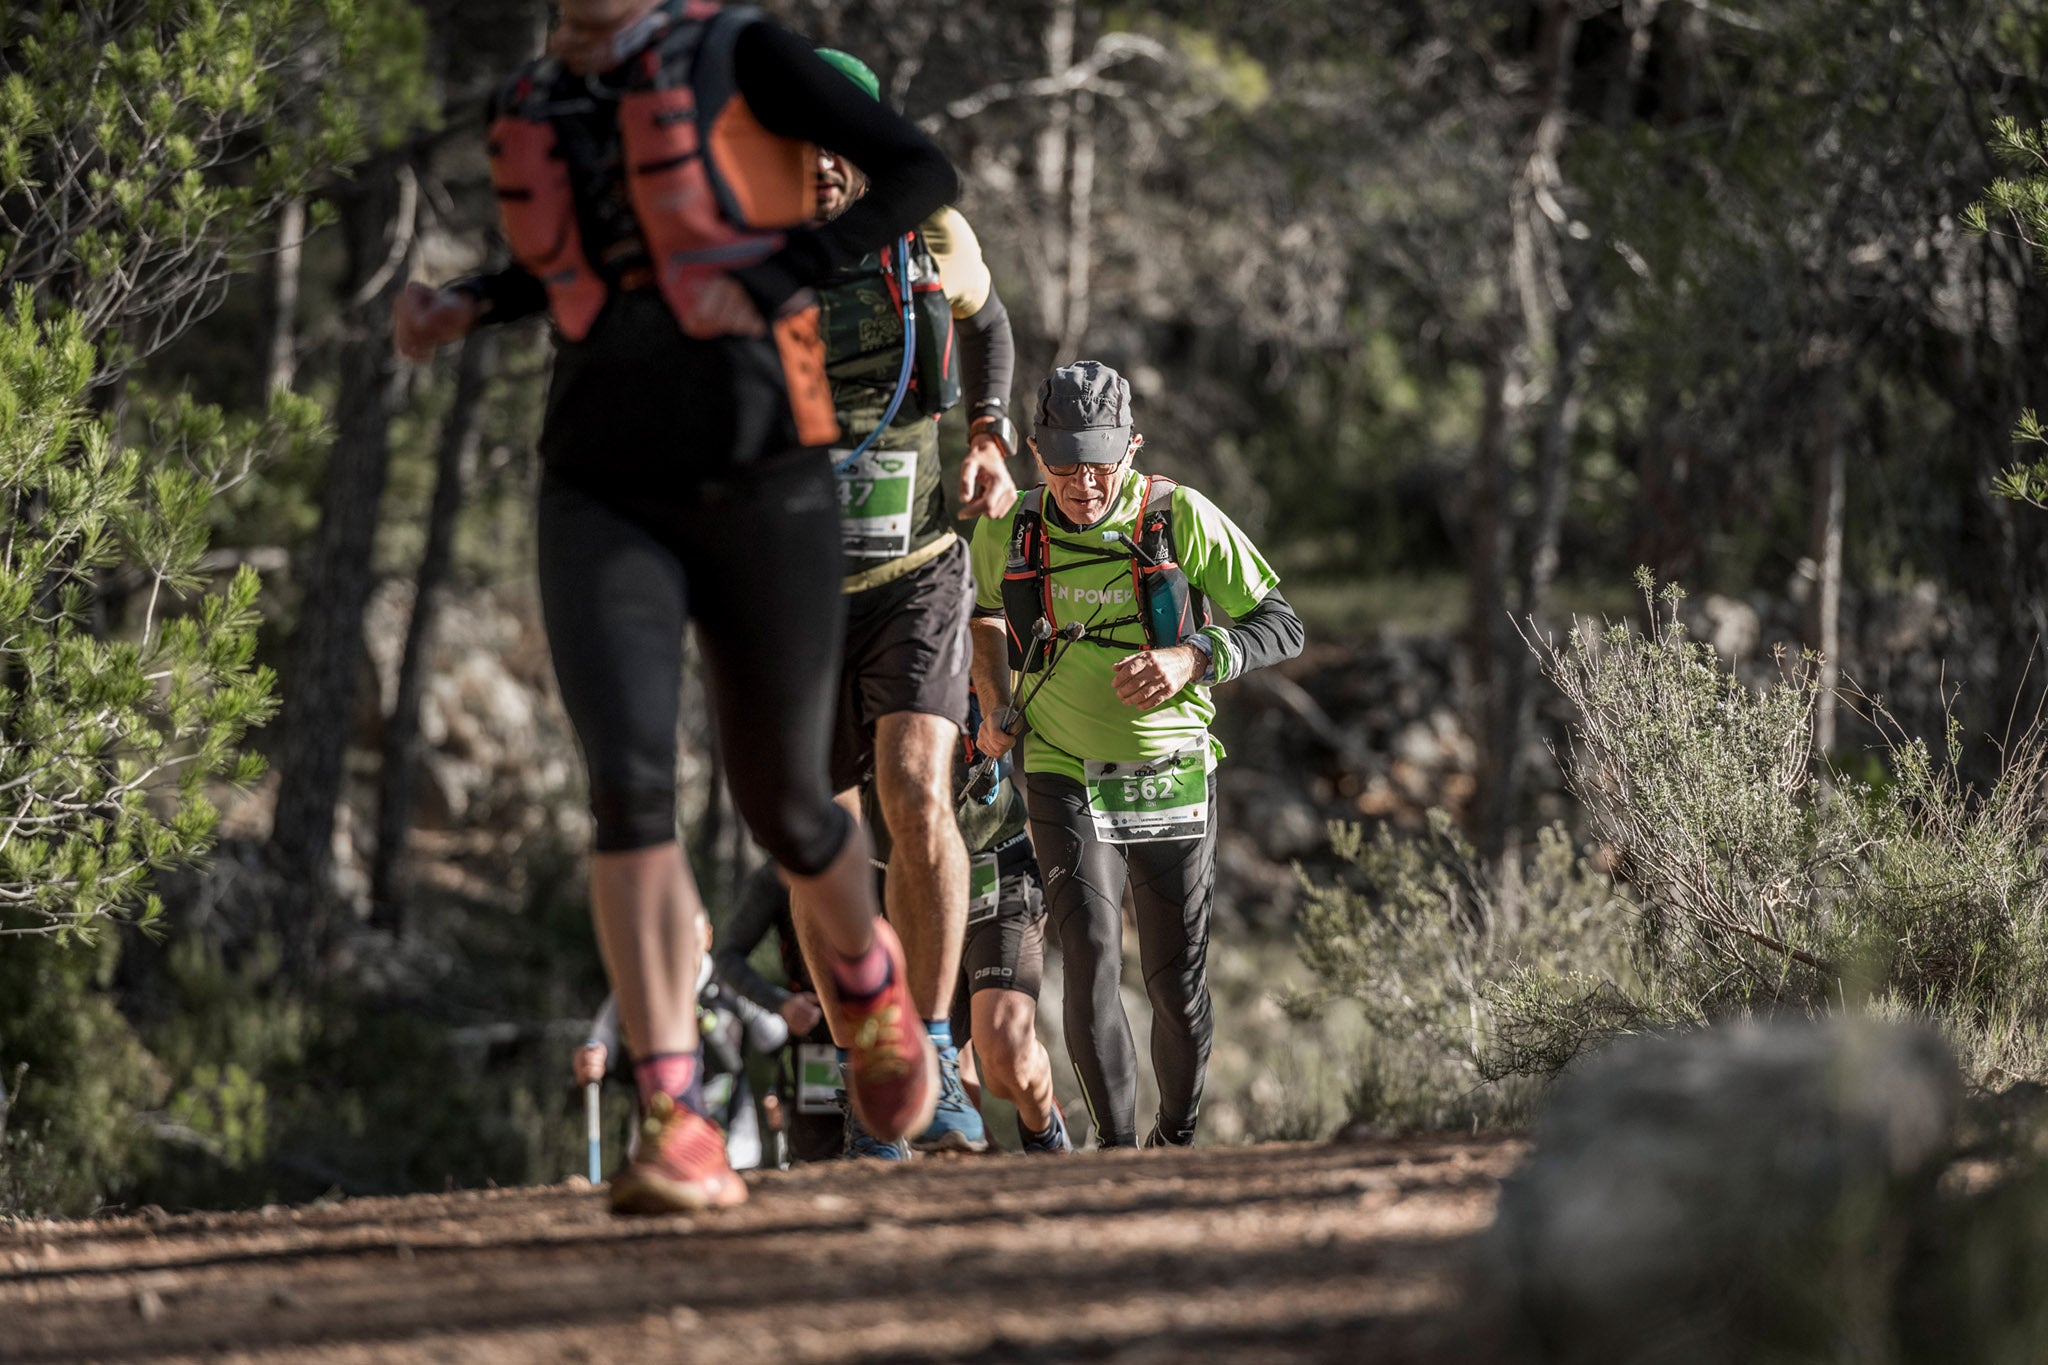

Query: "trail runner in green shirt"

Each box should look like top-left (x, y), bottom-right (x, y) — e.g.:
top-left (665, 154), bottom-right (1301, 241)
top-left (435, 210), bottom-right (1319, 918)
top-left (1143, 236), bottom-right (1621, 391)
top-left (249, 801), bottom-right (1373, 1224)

top-left (968, 361), bottom-right (1304, 1148)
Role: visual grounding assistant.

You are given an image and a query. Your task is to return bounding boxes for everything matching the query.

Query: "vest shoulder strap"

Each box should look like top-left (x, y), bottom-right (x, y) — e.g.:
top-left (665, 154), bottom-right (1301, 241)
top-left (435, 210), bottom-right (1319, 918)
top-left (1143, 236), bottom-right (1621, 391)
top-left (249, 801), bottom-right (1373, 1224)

top-left (688, 4), bottom-right (759, 108)
top-left (494, 58), bottom-right (558, 119)
top-left (1140, 475), bottom-right (1180, 561)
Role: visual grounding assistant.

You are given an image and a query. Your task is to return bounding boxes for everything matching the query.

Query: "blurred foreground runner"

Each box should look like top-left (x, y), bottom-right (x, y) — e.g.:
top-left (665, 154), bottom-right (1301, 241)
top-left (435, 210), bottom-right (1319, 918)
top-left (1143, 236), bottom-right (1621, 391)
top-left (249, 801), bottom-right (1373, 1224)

top-left (393, 0), bottom-right (957, 1213)
top-left (969, 362), bottom-right (1304, 1148)
top-left (803, 49), bottom-right (1022, 1158)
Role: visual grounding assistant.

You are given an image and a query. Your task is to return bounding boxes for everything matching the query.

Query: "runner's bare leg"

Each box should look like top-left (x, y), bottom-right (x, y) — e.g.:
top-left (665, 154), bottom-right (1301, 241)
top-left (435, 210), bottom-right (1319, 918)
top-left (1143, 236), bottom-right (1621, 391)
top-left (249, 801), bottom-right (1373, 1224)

top-left (872, 709), bottom-right (968, 1019)
top-left (970, 989), bottom-right (1054, 1131)
top-left (788, 791), bottom-right (881, 1045)
top-left (589, 844), bottom-right (703, 1060)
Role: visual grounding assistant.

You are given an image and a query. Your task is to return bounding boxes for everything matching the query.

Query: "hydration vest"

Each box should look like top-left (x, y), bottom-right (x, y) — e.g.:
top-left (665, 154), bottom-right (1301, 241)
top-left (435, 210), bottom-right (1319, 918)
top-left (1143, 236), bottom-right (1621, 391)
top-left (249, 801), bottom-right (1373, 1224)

top-left (1000, 476), bottom-right (1211, 671)
top-left (487, 2), bottom-right (837, 446)
top-left (822, 229), bottom-right (959, 422)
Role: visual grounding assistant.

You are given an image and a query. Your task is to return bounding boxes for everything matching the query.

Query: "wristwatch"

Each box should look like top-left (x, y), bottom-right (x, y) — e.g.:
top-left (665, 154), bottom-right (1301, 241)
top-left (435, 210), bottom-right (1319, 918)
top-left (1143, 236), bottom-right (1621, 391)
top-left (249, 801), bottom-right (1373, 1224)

top-left (969, 407), bottom-right (1019, 460)
top-left (1185, 631), bottom-right (1217, 684)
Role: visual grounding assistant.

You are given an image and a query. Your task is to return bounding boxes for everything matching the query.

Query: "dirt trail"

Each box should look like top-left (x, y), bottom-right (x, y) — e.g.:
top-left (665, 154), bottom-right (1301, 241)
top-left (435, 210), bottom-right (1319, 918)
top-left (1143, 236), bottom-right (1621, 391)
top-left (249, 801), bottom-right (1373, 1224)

top-left (1, 1137), bottom-right (1519, 1363)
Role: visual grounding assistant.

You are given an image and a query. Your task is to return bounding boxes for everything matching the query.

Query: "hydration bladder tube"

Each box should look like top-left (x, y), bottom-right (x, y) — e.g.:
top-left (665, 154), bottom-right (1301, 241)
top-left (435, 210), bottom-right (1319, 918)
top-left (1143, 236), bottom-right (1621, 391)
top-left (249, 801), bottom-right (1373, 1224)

top-left (833, 235), bottom-right (918, 473)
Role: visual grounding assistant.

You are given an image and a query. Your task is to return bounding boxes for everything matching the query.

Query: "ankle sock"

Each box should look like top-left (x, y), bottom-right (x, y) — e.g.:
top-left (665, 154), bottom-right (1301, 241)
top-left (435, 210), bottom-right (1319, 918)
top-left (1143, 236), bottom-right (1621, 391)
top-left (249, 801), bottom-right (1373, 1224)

top-left (634, 1050), bottom-right (706, 1118)
top-left (925, 1018), bottom-right (953, 1052)
top-left (830, 938), bottom-right (892, 1003)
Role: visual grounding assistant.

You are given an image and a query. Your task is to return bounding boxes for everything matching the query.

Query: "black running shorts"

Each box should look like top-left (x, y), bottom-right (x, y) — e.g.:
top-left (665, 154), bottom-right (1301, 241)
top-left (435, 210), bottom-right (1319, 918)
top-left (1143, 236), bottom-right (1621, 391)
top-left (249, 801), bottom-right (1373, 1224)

top-left (827, 538), bottom-right (973, 793)
top-left (950, 832), bottom-right (1045, 1047)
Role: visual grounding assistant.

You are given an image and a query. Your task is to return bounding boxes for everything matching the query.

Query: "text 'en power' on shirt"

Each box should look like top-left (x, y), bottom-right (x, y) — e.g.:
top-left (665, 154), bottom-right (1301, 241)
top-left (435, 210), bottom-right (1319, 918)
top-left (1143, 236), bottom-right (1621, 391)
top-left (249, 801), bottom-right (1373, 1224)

top-left (968, 473), bottom-right (1279, 782)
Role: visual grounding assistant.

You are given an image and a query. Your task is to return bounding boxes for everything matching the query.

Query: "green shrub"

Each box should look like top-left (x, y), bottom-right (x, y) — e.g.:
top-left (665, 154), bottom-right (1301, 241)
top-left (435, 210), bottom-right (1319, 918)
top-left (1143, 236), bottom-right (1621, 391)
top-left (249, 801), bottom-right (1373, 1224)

top-left (1300, 576), bottom-right (2048, 1129)
top-left (1292, 813), bottom-right (1644, 1129)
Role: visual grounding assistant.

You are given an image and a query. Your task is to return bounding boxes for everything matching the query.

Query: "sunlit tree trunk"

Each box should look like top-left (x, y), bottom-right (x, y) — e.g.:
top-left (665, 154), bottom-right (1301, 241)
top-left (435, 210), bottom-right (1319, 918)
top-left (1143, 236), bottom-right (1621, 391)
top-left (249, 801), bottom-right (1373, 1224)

top-left (1805, 366), bottom-right (1845, 757)
top-left (370, 330), bottom-right (500, 931)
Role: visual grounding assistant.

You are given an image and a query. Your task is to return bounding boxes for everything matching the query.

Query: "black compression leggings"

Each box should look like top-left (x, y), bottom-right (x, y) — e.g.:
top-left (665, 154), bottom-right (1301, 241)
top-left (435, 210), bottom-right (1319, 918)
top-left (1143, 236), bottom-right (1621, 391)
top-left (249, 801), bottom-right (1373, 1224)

top-left (536, 457), bottom-right (852, 874)
top-left (1025, 770), bottom-right (1216, 1148)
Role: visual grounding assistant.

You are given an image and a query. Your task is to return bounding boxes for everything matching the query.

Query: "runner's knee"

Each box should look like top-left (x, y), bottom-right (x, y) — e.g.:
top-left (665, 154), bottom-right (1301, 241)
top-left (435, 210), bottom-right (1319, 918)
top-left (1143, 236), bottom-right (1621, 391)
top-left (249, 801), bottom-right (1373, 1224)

top-left (874, 714), bottom-right (957, 830)
top-left (587, 782), bottom-right (679, 853)
top-left (737, 785), bottom-right (854, 878)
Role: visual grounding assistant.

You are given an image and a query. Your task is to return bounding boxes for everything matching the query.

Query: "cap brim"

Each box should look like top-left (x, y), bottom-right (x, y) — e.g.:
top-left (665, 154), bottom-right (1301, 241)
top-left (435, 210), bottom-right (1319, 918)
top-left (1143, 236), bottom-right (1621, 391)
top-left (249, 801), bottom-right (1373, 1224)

top-left (1035, 424), bottom-right (1130, 463)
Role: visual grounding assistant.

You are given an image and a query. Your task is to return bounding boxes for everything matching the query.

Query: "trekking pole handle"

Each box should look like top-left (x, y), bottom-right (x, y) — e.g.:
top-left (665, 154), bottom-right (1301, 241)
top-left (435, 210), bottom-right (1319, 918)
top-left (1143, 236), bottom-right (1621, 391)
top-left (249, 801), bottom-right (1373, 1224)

top-left (1105, 529), bottom-right (1159, 567)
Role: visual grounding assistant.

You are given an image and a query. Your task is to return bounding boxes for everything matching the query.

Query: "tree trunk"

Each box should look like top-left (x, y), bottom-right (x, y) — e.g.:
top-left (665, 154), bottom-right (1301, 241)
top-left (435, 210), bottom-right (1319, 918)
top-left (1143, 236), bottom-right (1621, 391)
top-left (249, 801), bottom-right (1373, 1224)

top-left (266, 196), bottom-right (305, 397)
top-left (268, 155), bottom-right (415, 968)
top-left (1805, 367), bottom-right (1845, 757)
top-left (1467, 312), bottom-right (1519, 851)
top-left (1485, 272), bottom-right (1594, 866)
top-left (369, 330), bottom-right (500, 931)
top-left (1057, 88), bottom-right (1097, 358)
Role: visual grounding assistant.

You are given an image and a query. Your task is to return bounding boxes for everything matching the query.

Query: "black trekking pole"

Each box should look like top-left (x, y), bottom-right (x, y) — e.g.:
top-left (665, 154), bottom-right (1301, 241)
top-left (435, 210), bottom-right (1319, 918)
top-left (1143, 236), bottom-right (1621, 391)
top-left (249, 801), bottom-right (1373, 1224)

top-left (962, 621), bottom-right (1084, 803)
top-left (1104, 528), bottom-right (1158, 567)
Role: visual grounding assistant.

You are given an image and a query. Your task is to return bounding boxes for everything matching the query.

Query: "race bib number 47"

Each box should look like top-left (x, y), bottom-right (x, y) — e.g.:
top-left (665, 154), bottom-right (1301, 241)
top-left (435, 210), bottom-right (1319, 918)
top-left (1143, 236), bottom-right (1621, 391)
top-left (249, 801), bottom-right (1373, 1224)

top-left (1083, 742), bottom-right (1210, 844)
top-left (835, 446), bottom-right (916, 559)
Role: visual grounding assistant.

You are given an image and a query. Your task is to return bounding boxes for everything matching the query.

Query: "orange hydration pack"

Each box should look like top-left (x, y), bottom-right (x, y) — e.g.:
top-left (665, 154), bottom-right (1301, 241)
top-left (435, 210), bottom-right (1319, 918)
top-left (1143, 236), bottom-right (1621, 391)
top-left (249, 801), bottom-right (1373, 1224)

top-left (487, 2), bottom-right (837, 446)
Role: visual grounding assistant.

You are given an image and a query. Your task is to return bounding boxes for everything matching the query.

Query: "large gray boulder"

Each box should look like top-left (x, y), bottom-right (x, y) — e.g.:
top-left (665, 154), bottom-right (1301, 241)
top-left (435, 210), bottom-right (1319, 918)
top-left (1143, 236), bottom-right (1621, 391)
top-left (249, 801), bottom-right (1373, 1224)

top-left (1486, 1017), bottom-right (1960, 1364)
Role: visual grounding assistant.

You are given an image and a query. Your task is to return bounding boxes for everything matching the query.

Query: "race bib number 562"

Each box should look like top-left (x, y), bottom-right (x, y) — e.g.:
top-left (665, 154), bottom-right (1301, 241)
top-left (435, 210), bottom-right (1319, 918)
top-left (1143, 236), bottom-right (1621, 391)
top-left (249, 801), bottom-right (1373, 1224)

top-left (1083, 742), bottom-right (1210, 844)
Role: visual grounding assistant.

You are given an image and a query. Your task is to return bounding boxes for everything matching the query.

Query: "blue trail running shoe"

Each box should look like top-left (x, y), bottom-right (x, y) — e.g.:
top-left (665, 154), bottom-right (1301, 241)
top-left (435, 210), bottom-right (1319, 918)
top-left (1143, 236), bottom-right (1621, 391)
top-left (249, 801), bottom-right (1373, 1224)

top-left (843, 1107), bottom-right (911, 1160)
top-left (1018, 1102), bottom-right (1073, 1154)
top-left (912, 1036), bottom-right (988, 1153)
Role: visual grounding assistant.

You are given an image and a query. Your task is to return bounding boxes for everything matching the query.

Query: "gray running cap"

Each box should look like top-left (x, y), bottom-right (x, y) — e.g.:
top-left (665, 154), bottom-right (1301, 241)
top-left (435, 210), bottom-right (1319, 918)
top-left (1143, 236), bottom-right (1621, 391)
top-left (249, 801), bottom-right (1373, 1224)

top-left (1033, 360), bottom-right (1132, 463)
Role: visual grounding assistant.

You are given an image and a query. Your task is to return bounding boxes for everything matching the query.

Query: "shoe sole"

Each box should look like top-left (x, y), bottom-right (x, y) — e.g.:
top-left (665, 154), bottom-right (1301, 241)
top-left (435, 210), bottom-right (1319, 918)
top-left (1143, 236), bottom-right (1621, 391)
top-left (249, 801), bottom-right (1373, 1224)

top-left (608, 1167), bottom-right (749, 1216)
top-left (850, 1030), bottom-right (940, 1143)
top-left (910, 1127), bottom-right (989, 1155)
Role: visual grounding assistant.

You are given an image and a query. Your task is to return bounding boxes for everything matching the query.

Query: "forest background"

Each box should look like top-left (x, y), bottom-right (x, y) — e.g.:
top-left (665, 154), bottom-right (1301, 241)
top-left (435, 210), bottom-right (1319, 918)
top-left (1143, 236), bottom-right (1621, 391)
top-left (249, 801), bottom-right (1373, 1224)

top-left (7, 0), bottom-right (2048, 1217)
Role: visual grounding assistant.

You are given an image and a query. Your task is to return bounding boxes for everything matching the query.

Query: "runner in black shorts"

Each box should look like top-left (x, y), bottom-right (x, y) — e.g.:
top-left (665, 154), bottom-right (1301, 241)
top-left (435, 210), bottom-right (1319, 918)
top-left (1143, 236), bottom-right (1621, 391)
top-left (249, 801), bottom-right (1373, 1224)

top-left (800, 50), bottom-right (1021, 1156)
top-left (940, 693), bottom-right (1071, 1152)
top-left (392, 0), bottom-right (957, 1214)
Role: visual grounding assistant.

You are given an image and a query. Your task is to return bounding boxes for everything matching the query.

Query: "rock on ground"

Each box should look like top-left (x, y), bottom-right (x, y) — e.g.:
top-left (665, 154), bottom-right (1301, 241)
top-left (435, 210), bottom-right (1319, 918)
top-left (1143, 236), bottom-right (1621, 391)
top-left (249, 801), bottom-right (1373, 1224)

top-left (1485, 1017), bottom-right (1960, 1365)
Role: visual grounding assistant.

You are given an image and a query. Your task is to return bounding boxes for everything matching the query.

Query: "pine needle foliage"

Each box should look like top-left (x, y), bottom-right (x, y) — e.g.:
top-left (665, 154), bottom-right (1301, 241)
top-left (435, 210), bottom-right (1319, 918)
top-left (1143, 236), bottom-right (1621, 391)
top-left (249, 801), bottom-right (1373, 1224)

top-left (0, 300), bottom-right (317, 940)
top-left (1966, 117), bottom-right (2048, 509)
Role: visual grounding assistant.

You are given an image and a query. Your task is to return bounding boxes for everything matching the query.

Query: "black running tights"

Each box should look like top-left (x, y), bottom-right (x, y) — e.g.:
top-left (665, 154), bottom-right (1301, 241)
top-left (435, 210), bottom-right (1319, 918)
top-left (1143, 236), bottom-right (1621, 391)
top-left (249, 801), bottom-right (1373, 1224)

top-left (536, 456), bottom-right (852, 874)
top-left (1025, 770), bottom-right (1216, 1148)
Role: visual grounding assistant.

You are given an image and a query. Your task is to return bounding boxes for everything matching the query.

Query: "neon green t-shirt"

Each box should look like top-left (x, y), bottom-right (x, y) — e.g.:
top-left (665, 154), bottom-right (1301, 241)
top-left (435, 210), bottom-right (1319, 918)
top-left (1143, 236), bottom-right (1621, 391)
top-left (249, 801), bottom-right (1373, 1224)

top-left (969, 471), bottom-right (1280, 781)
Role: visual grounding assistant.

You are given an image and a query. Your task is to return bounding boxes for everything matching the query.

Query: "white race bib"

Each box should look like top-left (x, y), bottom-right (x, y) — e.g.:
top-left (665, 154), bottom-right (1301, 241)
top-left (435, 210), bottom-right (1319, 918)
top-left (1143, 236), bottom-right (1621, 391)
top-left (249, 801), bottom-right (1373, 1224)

top-left (795, 1042), bottom-right (843, 1116)
top-left (1083, 740), bottom-right (1212, 844)
top-left (834, 446), bottom-right (917, 559)
top-left (966, 853), bottom-right (1000, 926)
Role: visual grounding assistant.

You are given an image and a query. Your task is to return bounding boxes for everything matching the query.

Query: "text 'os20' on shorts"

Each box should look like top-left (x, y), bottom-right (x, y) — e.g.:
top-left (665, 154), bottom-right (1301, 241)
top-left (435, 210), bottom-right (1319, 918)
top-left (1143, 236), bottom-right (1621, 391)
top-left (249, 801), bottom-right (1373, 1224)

top-left (828, 537), bottom-right (973, 792)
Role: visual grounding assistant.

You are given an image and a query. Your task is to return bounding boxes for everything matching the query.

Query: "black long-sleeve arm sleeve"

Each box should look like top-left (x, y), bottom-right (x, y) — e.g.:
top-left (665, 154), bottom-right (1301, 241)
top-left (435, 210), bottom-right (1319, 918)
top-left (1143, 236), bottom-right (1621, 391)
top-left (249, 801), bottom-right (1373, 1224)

top-left (449, 263), bottom-right (548, 327)
top-left (728, 21), bottom-right (959, 315)
top-left (713, 863), bottom-right (795, 1013)
top-left (958, 286), bottom-right (1015, 423)
top-left (1219, 589), bottom-right (1305, 680)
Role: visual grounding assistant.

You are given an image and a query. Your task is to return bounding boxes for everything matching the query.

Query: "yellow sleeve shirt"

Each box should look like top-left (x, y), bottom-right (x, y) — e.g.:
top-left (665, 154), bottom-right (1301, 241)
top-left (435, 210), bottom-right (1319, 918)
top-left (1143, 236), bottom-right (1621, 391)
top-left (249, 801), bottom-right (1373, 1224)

top-left (920, 206), bottom-right (993, 319)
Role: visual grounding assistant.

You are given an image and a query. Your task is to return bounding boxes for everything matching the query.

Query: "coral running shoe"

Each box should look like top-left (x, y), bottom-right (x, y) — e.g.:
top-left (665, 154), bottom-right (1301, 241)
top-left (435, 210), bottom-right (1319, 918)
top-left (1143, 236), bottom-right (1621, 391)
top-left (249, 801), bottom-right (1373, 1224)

top-left (839, 919), bottom-right (938, 1142)
top-left (610, 1093), bottom-right (749, 1215)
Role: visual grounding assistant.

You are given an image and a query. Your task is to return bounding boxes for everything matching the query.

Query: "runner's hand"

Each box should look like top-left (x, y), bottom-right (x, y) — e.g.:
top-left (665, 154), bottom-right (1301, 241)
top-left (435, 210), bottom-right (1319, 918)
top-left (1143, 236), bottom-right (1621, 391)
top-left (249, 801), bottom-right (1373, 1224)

top-left (958, 436), bottom-right (1018, 519)
top-left (779, 991), bottom-right (823, 1034)
top-left (683, 276), bottom-right (768, 338)
top-left (393, 283), bottom-right (479, 362)
top-left (1113, 647), bottom-right (1202, 709)
top-left (977, 710), bottom-right (1018, 760)
top-left (574, 1042), bottom-right (608, 1086)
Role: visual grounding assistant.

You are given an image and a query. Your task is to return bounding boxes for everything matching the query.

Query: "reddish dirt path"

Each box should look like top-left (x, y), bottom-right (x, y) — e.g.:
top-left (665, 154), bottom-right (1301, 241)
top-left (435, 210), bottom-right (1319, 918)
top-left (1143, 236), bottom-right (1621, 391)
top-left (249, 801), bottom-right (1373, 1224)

top-left (1, 1137), bottom-right (1519, 1363)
